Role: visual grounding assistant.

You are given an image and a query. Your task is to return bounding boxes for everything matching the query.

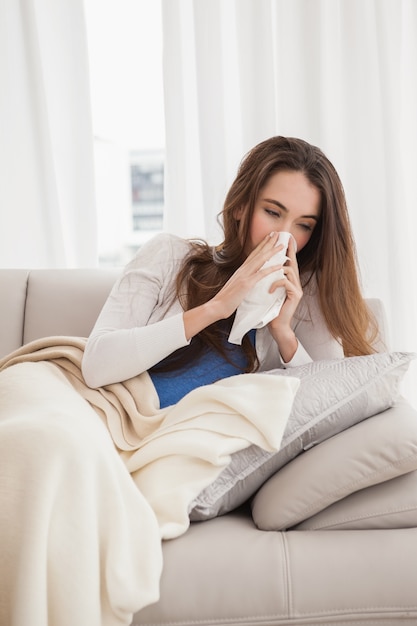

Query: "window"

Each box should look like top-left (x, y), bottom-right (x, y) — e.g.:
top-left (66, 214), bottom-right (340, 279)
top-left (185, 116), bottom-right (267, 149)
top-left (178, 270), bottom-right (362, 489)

top-left (84, 0), bottom-right (164, 266)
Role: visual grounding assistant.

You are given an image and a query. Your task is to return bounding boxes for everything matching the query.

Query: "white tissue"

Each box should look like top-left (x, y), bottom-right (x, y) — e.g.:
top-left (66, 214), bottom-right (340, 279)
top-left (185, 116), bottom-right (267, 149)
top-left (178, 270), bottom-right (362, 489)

top-left (228, 231), bottom-right (294, 345)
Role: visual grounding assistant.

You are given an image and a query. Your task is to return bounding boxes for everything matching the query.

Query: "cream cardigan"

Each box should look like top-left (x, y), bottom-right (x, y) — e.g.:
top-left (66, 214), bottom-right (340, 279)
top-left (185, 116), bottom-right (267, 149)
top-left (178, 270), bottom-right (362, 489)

top-left (82, 233), bottom-right (343, 389)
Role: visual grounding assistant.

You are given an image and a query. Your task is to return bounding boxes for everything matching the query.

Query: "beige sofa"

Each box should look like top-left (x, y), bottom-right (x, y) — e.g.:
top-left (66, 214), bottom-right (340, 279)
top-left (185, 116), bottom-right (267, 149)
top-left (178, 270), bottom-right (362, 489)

top-left (1, 268), bottom-right (417, 626)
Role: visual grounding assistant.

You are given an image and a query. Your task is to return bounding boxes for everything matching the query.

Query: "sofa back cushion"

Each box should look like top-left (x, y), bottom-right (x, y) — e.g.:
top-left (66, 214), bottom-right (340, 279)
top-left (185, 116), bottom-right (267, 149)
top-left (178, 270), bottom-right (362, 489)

top-left (0, 268), bottom-right (120, 358)
top-left (23, 269), bottom-right (120, 345)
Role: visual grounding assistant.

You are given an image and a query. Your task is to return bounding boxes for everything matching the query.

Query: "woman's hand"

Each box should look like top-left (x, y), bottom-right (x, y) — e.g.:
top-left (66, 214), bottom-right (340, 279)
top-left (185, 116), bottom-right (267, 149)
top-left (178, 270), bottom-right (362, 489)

top-left (210, 231), bottom-right (286, 319)
top-left (183, 232), bottom-right (284, 340)
top-left (267, 236), bottom-right (303, 362)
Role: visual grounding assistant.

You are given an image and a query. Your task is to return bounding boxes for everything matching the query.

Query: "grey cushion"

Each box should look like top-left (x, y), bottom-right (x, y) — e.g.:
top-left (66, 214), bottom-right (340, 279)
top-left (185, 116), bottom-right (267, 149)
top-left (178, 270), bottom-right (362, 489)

top-left (189, 351), bottom-right (415, 521)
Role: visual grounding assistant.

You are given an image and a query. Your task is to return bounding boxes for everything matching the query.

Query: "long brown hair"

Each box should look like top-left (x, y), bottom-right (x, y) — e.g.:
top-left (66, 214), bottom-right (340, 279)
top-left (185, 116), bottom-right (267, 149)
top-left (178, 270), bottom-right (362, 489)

top-left (153, 136), bottom-right (378, 374)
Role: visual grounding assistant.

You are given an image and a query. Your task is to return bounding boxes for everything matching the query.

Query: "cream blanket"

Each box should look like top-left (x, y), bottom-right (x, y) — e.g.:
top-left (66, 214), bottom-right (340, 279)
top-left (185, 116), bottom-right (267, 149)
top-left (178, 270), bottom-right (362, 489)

top-left (0, 336), bottom-right (298, 626)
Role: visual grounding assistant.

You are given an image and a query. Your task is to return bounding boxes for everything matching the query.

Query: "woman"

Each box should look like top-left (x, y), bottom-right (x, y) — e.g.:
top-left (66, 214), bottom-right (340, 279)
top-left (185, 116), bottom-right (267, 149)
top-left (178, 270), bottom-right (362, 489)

top-left (82, 136), bottom-right (378, 408)
top-left (0, 136), bottom-right (379, 626)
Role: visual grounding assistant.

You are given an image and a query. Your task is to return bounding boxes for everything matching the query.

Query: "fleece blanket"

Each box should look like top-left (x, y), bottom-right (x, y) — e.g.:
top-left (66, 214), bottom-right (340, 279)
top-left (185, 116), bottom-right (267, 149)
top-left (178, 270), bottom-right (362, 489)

top-left (0, 336), bottom-right (298, 626)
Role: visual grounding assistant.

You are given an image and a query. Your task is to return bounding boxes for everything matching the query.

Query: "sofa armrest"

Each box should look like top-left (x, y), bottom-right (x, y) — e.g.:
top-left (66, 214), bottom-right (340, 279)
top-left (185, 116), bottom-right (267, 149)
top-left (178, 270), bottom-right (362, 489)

top-left (0, 270), bottom-right (29, 358)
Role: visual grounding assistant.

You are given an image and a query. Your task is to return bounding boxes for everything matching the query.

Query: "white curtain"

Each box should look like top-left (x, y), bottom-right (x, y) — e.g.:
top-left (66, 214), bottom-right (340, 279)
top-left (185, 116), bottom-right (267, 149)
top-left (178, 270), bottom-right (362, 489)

top-left (0, 0), bottom-right (97, 268)
top-left (162, 0), bottom-right (417, 407)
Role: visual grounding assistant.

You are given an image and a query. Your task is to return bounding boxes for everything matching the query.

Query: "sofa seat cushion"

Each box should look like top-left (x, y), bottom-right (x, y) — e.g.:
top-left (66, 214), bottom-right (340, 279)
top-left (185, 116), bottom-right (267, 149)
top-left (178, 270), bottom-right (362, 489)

top-left (135, 511), bottom-right (417, 625)
top-left (252, 401), bottom-right (417, 531)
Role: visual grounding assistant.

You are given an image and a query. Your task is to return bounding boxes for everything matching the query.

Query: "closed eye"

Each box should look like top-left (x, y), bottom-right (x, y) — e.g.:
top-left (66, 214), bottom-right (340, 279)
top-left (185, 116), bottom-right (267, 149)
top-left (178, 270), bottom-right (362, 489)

top-left (265, 208), bottom-right (280, 218)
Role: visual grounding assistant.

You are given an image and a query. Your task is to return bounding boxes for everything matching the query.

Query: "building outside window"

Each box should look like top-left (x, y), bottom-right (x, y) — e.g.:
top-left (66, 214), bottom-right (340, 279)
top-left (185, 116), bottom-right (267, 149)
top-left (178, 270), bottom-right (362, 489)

top-left (130, 150), bottom-right (164, 232)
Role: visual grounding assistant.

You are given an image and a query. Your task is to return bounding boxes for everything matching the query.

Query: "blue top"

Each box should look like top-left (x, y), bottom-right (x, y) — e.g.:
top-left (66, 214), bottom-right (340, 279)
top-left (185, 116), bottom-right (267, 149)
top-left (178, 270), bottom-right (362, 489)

top-left (149, 330), bottom-right (256, 408)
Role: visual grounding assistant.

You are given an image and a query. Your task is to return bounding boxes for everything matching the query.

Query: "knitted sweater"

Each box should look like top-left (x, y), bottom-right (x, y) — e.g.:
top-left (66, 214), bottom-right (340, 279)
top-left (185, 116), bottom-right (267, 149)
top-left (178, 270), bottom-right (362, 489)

top-left (82, 233), bottom-right (343, 391)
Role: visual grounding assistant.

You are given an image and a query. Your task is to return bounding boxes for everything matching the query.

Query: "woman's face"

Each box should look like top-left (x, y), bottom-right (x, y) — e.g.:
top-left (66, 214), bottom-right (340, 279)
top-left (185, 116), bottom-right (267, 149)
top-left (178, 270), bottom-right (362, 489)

top-left (245, 170), bottom-right (321, 254)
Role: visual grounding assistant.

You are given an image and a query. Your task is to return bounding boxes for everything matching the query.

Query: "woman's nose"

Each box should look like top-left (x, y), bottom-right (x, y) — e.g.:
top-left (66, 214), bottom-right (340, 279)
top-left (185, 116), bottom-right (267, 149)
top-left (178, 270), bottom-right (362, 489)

top-left (278, 222), bottom-right (293, 237)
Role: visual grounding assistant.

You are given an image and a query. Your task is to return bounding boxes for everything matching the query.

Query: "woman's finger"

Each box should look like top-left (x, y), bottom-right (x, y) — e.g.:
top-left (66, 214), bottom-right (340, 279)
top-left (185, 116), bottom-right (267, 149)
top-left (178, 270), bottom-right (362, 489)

top-left (241, 232), bottom-right (283, 273)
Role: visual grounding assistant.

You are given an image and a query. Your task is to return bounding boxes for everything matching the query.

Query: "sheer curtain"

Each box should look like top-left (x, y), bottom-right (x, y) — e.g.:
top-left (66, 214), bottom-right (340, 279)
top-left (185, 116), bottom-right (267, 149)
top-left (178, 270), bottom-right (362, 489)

top-left (0, 0), bottom-right (97, 268)
top-left (162, 0), bottom-right (417, 407)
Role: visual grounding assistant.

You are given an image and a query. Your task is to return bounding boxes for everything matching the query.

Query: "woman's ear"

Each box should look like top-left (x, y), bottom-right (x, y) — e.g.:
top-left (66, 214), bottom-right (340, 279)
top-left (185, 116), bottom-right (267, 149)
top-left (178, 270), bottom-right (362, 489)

top-left (233, 205), bottom-right (244, 220)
